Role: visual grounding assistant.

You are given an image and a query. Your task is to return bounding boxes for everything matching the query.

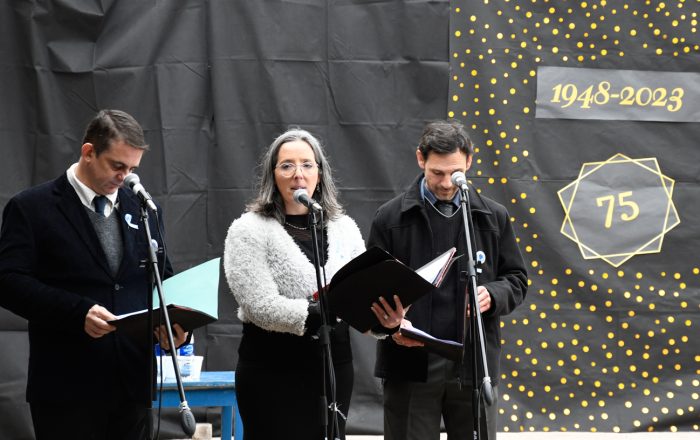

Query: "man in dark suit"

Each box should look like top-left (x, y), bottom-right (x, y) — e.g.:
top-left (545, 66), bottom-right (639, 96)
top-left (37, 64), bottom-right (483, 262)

top-left (0, 110), bottom-right (187, 439)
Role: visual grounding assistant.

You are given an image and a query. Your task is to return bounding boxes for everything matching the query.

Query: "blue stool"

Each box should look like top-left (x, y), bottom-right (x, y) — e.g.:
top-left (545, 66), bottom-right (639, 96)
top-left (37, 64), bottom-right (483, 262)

top-left (153, 371), bottom-right (243, 439)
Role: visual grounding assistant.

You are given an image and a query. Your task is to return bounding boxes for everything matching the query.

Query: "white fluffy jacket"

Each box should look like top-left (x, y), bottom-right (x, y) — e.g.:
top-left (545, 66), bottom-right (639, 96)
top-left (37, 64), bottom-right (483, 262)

top-left (223, 212), bottom-right (365, 336)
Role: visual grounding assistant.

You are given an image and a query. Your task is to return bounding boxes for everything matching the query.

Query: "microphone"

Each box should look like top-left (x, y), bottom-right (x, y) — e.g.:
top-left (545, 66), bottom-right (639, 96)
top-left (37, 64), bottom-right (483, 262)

top-left (451, 171), bottom-right (469, 192)
top-left (483, 377), bottom-right (495, 406)
top-left (293, 188), bottom-right (322, 212)
top-left (179, 402), bottom-right (196, 437)
top-left (123, 173), bottom-right (157, 211)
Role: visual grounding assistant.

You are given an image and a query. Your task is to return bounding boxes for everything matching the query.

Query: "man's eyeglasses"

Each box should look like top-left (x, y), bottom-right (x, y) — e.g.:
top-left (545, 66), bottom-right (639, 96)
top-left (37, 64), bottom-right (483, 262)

top-left (275, 161), bottom-right (319, 178)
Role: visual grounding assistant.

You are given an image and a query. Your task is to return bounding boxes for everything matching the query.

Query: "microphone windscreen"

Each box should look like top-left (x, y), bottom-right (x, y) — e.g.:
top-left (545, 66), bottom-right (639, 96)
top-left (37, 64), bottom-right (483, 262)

top-left (124, 173), bottom-right (140, 189)
top-left (293, 188), bottom-right (307, 203)
top-left (451, 171), bottom-right (467, 188)
top-left (180, 407), bottom-right (196, 436)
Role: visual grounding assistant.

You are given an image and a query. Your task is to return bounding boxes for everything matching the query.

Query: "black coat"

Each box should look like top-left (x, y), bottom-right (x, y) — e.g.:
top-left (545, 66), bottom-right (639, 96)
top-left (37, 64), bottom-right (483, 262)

top-left (0, 174), bottom-right (172, 404)
top-left (367, 175), bottom-right (527, 384)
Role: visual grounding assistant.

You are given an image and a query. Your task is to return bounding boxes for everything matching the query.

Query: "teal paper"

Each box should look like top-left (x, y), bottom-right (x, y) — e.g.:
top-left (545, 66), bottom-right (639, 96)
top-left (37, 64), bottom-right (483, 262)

top-left (155, 258), bottom-right (220, 319)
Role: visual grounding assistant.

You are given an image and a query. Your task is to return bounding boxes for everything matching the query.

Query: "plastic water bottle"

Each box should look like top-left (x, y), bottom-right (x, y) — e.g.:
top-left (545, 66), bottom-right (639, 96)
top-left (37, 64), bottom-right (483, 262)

top-left (179, 335), bottom-right (195, 378)
top-left (179, 340), bottom-right (195, 356)
top-left (155, 335), bottom-right (195, 380)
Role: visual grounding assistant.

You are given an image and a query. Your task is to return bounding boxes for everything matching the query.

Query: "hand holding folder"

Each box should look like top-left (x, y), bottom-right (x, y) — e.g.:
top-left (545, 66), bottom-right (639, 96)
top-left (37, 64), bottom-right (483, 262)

top-left (325, 247), bottom-right (459, 333)
top-left (109, 258), bottom-right (220, 339)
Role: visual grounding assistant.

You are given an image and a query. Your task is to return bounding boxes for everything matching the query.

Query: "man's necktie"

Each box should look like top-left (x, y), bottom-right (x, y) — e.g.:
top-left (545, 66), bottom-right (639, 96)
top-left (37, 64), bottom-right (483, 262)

top-left (93, 195), bottom-right (108, 217)
top-left (435, 201), bottom-right (455, 216)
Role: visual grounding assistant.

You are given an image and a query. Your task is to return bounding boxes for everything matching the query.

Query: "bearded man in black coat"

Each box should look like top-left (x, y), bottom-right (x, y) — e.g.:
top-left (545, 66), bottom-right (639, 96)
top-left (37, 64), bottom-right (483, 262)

top-left (367, 120), bottom-right (528, 440)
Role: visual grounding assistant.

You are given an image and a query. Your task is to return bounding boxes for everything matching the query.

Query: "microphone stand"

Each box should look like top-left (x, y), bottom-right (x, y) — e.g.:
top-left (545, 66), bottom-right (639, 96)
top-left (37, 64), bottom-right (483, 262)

top-left (308, 208), bottom-right (340, 440)
top-left (457, 184), bottom-right (494, 440)
top-left (138, 204), bottom-right (196, 438)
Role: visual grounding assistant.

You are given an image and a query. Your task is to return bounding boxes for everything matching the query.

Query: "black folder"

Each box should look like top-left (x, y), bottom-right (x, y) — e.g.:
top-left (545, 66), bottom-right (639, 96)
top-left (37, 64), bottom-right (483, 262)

top-left (326, 246), bottom-right (458, 333)
top-left (109, 304), bottom-right (216, 339)
top-left (108, 258), bottom-right (219, 339)
top-left (399, 327), bottom-right (463, 361)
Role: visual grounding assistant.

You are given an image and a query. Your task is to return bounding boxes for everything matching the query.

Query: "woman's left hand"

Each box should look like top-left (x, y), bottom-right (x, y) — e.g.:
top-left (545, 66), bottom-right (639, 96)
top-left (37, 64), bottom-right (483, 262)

top-left (371, 295), bottom-right (405, 329)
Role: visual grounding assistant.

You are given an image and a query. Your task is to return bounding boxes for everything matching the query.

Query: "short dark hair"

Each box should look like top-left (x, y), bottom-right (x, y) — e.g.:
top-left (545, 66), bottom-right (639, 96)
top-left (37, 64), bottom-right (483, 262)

top-left (417, 120), bottom-right (473, 159)
top-left (82, 109), bottom-right (148, 155)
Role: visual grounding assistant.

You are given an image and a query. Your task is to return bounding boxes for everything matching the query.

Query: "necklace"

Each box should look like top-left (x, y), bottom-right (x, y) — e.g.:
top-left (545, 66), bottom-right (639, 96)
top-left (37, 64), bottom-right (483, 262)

top-left (427, 200), bottom-right (462, 219)
top-left (284, 221), bottom-right (309, 230)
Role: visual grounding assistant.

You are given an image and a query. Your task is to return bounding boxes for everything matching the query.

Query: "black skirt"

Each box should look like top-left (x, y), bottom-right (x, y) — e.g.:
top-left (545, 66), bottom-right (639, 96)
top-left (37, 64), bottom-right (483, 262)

top-left (235, 322), bottom-right (354, 440)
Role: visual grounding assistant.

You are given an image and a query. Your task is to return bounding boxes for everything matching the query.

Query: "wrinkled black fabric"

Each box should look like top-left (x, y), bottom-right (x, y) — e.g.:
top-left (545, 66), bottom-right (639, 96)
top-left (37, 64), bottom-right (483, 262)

top-left (0, 1), bottom-right (449, 437)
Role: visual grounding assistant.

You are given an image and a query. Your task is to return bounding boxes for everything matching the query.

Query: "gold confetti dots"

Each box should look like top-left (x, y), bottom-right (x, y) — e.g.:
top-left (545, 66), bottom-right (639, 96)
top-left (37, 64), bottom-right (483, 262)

top-left (449, 0), bottom-right (698, 432)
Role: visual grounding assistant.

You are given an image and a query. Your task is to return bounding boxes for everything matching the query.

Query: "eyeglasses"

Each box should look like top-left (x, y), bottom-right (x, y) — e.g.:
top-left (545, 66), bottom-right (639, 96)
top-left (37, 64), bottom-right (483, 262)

top-left (275, 161), bottom-right (319, 178)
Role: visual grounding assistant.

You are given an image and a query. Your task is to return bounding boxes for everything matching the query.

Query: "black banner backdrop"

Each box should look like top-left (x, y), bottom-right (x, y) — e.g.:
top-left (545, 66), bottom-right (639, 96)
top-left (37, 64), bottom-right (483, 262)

top-left (1, 0), bottom-right (698, 438)
top-left (0, 0), bottom-right (449, 438)
top-left (450, 0), bottom-right (699, 433)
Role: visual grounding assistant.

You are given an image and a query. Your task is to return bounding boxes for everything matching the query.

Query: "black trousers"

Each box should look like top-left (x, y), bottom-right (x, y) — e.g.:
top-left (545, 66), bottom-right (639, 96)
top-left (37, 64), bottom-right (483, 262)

top-left (383, 354), bottom-right (498, 440)
top-left (235, 360), bottom-right (354, 440)
top-left (30, 401), bottom-right (150, 440)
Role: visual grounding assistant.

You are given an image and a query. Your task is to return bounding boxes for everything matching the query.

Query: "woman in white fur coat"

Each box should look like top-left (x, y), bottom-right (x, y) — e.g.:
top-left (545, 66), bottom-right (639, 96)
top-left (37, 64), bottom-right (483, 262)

top-left (223, 129), bottom-right (401, 440)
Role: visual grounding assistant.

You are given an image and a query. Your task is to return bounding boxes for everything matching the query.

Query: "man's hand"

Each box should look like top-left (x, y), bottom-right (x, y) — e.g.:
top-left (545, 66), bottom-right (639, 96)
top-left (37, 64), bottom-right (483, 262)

top-left (467, 285), bottom-right (492, 316)
top-left (155, 323), bottom-right (188, 351)
top-left (371, 295), bottom-right (405, 329)
top-left (84, 304), bottom-right (117, 338)
top-left (392, 319), bottom-right (425, 347)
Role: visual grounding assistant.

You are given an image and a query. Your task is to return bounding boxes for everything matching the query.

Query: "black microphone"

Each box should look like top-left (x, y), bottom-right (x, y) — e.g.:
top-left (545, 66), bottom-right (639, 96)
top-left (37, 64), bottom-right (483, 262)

top-left (451, 171), bottom-right (469, 192)
top-left (123, 173), bottom-right (157, 211)
top-left (179, 402), bottom-right (196, 437)
top-left (293, 188), bottom-right (322, 212)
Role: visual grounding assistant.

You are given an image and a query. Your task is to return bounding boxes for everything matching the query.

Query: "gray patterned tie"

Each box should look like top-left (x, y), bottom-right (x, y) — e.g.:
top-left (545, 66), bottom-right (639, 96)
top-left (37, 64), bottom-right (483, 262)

top-left (435, 201), bottom-right (455, 216)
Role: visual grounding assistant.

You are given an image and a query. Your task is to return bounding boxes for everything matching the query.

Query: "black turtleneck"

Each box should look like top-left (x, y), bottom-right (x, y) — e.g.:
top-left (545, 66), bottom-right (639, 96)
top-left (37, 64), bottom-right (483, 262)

top-left (283, 214), bottom-right (328, 265)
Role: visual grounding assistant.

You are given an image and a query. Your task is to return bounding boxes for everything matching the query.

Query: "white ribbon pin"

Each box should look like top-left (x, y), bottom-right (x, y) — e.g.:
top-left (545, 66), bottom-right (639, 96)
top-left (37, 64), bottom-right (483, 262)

top-left (124, 213), bottom-right (139, 230)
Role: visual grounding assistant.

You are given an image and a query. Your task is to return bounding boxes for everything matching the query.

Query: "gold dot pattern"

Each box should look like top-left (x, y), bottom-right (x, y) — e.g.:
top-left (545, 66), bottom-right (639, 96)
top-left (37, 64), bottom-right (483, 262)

top-left (449, 0), bottom-right (699, 433)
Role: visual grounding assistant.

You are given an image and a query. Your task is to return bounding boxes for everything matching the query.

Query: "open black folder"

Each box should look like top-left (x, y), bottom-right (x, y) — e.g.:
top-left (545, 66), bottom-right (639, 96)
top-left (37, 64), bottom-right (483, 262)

top-left (326, 246), bottom-right (458, 333)
top-left (399, 327), bottom-right (463, 361)
top-left (109, 304), bottom-right (216, 339)
top-left (108, 258), bottom-right (220, 339)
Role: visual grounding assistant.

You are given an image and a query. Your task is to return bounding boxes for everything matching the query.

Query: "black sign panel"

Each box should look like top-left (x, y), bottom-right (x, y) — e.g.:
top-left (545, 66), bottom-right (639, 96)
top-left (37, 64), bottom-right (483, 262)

top-left (449, 0), bottom-right (700, 434)
top-left (536, 67), bottom-right (700, 122)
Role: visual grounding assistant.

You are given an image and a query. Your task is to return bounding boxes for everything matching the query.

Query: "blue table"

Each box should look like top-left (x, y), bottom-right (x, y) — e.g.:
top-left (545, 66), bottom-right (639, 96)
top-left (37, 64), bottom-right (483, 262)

top-left (153, 371), bottom-right (243, 439)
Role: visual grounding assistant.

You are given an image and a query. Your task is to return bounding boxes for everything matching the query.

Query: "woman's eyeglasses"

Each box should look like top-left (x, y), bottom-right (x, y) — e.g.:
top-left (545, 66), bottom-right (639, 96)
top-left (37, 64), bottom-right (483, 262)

top-left (275, 161), bottom-right (319, 178)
